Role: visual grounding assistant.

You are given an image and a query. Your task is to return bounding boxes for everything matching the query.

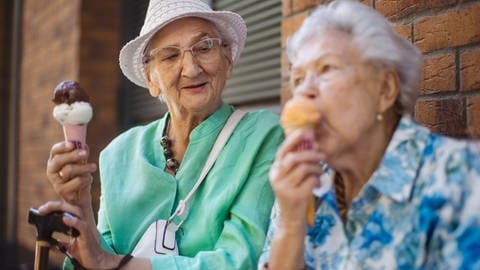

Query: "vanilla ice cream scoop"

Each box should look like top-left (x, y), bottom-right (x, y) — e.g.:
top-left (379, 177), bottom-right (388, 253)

top-left (281, 95), bottom-right (321, 135)
top-left (52, 81), bottom-right (92, 125)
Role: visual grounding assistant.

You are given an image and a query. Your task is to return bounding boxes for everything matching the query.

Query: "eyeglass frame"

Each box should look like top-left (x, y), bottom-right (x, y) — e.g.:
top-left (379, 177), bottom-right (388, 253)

top-left (141, 37), bottom-right (227, 66)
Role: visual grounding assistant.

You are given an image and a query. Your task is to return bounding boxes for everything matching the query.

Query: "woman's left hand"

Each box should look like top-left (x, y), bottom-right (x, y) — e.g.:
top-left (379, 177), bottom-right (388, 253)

top-left (37, 201), bottom-right (121, 269)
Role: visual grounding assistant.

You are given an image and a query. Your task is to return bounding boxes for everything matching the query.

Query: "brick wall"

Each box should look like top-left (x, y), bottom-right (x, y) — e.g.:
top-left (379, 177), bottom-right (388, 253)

top-left (282, 0), bottom-right (480, 138)
top-left (16, 0), bottom-right (120, 267)
top-left (17, 0), bottom-right (82, 266)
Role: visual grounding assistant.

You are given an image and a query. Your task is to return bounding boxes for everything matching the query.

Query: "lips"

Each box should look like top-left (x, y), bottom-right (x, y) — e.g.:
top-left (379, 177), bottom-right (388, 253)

top-left (182, 82), bottom-right (208, 90)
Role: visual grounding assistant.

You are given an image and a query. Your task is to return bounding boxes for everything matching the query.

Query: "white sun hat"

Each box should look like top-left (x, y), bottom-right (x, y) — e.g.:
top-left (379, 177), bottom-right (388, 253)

top-left (119, 0), bottom-right (247, 88)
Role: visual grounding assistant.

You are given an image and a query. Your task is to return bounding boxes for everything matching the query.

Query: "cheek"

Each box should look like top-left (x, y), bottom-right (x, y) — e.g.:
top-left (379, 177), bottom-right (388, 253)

top-left (208, 67), bottom-right (228, 93)
top-left (151, 71), bottom-right (175, 97)
top-left (321, 79), bottom-right (375, 134)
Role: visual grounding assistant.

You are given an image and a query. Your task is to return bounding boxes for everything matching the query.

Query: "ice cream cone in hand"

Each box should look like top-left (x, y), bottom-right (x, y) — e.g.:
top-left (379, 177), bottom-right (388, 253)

top-left (52, 81), bottom-right (92, 200)
top-left (281, 95), bottom-right (321, 226)
top-left (52, 81), bottom-right (92, 150)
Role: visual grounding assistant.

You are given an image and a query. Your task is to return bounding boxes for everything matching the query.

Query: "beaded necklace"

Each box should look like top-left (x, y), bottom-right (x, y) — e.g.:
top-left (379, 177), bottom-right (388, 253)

top-left (334, 173), bottom-right (347, 223)
top-left (160, 117), bottom-right (180, 174)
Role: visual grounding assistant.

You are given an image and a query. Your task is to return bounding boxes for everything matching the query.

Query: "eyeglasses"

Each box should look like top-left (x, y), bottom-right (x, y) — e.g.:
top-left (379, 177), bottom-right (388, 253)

top-left (142, 38), bottom-right (224, 68)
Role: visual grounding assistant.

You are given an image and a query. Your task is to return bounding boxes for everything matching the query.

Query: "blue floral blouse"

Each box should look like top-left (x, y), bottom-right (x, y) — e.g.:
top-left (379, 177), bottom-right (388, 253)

top-left (259, 117), bottom-right (480, 269)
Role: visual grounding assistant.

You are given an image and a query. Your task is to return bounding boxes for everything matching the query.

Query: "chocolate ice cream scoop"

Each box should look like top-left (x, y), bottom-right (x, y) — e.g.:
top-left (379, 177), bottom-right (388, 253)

top-left (52, 80), bottom-right (90, 105)
top-left (52, 80), bottom-right (92, 126)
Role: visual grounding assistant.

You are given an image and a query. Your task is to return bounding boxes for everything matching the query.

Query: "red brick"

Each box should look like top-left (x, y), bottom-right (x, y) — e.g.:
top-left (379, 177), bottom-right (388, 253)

top-left (376, 0), bottom-right (455, 20)
top-left (282, 11), bottom-right (309, 48)
top-left (292, 0), bottom-right (327, 13)
top-left (420, 53), bottom-right (456, 94)
top-left (461, 48), bottom-right (480, 92)
top-left (415, 98), bottom-right (467, 137)
top-left (281, 81), bottom-right (293, 107)
top-left (282, 50), bottom-right (290, 80)
top-left (283, 0), bottom-right (292, 16)
top-left (394, 23), bottom-right (412, 41)
top-left (415, 3), bottom-right (480, 53)
top-left (467, 96), bottom-right (480, 138)
top-left (361, 0), bottom-right (373, 6)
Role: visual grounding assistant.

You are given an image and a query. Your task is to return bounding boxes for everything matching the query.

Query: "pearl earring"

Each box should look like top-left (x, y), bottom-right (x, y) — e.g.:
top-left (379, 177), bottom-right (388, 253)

top-left (376, 113), bottom-right (384, 122)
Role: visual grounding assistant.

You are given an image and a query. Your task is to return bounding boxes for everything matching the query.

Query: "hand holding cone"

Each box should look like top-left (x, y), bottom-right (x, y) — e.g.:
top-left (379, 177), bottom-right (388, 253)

top-left (281, 96), bottom-right (321, 226)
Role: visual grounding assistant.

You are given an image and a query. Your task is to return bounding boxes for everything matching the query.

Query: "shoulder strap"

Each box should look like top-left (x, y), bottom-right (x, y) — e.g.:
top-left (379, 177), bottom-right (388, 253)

top-left (168, 109), bottom-right (247, 230)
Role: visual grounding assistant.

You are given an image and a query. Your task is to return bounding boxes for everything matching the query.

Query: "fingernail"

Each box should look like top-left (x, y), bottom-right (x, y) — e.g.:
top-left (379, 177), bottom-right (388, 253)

top-left (65, 142), bottom-right (73, 148)
top-left (63, 212), bottom-right (75, 220)
top-left (38, 205), bottom-right (46, 212)
top-left (78, 150), bottom-right (87, 156)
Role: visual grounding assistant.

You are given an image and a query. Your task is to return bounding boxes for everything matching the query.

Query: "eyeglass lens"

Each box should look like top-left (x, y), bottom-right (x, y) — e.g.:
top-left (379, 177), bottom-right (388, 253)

top-left (153, 38), bottom-right (221, 65)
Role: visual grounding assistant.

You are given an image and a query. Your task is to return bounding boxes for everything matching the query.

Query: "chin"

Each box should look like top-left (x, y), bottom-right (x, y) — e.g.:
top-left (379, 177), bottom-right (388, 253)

top-left (186, 101), bottom-right (219, 114)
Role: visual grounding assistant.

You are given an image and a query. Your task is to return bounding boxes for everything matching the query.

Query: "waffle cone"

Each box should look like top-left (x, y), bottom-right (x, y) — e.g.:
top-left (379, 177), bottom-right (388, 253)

top-left (63, 124), bottom-right (87, 150)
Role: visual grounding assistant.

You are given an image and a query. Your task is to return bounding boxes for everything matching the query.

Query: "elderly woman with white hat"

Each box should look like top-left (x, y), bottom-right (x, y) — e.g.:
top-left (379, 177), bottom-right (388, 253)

top-left (40, 0), bottom-right (283, 269)
top-left (258, 1), bottom-right (480, 269)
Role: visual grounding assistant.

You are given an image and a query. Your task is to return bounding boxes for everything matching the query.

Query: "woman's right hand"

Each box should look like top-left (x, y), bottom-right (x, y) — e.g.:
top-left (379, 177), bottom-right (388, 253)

top-left (46, 142), bottom-right (97, 211)
top-left (269, 130), bottom-right (325, 229)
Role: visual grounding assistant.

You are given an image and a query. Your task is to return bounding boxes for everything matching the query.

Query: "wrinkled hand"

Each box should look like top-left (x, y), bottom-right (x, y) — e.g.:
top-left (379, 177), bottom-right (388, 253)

top-left (46, 142), bottom-right (97, 211)
top-left (269, 130), bottom-right (325, 228)
top-left (37, 201), bottom-right (120, 269)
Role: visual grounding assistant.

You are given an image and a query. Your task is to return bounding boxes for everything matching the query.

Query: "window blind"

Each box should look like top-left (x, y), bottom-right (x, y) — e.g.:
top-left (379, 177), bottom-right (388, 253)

top-left (119, 0), bottom-right (166, 129)
top-left (213, 0), bottom-right (282, 105)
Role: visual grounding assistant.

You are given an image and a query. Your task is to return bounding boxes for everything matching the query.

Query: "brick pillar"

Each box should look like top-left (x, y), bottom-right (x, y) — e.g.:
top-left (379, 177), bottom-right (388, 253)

top-left (17, 0), bottom-right (82, 266)
top-left (16, 0), bottom-right (120, 267)
top-left (282, 0), bottom-right (480, 138)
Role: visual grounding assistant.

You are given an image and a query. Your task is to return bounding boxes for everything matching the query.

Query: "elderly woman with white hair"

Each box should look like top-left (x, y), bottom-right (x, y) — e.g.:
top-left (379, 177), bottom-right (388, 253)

top-left (259, 1), bottom-right (480, 269)
top-left (39, 0), bottom-right (283, 269)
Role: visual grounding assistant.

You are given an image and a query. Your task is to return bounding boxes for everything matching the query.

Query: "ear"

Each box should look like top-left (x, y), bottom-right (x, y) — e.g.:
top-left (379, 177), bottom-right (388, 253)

top-left (378, 70), bottom-right (400, 114)
top-left (144, 66), bottom-right (161, 97)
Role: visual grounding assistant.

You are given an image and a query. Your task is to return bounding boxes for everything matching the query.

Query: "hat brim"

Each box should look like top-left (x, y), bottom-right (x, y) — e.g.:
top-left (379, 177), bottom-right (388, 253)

top-left (119, 11), bottom-right (247, 88)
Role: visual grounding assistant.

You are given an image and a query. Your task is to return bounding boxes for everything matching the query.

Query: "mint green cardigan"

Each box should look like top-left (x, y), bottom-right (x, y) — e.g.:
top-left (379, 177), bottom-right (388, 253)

top-left (67, 103), bottom-right (283, 269)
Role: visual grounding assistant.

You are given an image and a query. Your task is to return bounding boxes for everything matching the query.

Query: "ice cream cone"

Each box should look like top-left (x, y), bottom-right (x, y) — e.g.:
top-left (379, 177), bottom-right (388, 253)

top-left (281, 96), bottom-right (321, 227)
top-left (52, 80), bottom-right (92, 201)
top-left (63, 124), bottom-right (87, 150)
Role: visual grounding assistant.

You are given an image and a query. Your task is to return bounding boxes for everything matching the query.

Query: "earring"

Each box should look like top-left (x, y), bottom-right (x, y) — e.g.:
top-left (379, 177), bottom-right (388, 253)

top-left (376, 113), bottom-right (383, 122)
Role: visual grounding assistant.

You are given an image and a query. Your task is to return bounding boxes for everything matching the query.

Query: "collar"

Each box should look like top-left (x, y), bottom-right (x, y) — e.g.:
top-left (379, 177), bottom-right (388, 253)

top-left (154, 102), bottom-right (233, 143)
top-left (366, 116), bottom-right (431, 203)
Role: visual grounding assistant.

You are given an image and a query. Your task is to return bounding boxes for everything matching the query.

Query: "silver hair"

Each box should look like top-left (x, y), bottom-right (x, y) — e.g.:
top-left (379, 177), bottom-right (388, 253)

top-left (286, 0), bottom-right (423, 116)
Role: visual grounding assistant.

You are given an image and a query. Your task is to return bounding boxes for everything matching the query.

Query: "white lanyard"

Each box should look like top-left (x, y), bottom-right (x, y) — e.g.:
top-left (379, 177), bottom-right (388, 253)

top-left (167, 110), bottom-right (247, 231)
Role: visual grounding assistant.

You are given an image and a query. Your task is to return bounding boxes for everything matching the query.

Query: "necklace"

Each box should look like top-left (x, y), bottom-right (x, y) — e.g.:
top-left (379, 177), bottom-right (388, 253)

top-left (160, 117), bottom-right (180, 174)
top-left (334, 173), bottom-right (347, 223)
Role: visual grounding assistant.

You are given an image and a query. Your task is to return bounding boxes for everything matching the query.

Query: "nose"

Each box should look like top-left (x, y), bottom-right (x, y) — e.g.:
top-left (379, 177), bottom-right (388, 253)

top-left (180, 50), bottom-right (202, 78)
top-left (295, 73), bottom-right (318, 99)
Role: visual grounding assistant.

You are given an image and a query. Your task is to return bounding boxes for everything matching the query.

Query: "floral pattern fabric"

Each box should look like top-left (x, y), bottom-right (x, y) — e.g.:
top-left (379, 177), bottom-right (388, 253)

top-left (259, 117), bottom-right (480, 270)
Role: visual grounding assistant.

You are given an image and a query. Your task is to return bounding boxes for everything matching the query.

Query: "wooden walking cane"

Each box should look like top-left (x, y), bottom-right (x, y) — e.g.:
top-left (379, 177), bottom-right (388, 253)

top-left (34, 240), bottom-right (50, 270)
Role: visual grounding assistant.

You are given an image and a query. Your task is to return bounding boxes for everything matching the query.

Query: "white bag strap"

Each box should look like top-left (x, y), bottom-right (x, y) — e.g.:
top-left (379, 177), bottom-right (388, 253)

top-left (168, 109), bottom-right (247, 230)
